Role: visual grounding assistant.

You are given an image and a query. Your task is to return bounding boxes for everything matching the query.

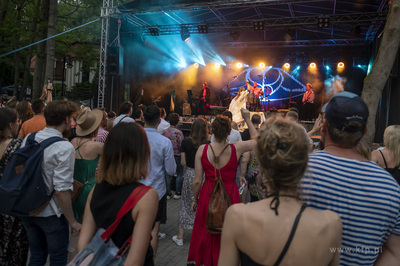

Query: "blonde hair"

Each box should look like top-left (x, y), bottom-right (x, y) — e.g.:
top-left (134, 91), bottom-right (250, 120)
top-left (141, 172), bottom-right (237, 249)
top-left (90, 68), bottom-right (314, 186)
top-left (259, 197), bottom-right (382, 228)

top-left (234, 87), bottom-right (245, 100)
top-left (256, 117), bottom-right (309, 194)
top-left (384, 125), bottom-right (400, 166)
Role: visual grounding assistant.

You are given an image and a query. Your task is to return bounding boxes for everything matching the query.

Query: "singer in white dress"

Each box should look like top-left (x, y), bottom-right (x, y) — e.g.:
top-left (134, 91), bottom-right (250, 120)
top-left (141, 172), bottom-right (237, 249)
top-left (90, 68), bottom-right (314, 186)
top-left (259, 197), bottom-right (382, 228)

top-left (229, 87), bottom-right (249, 123)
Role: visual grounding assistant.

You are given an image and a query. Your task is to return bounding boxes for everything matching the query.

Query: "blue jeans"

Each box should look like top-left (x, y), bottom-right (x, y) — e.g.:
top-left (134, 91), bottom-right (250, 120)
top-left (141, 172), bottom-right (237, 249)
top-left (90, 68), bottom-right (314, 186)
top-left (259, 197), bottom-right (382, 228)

top-left (22, 215), bottom-right (69, 266)
top-left (166, 156), bottom-right (184, 194)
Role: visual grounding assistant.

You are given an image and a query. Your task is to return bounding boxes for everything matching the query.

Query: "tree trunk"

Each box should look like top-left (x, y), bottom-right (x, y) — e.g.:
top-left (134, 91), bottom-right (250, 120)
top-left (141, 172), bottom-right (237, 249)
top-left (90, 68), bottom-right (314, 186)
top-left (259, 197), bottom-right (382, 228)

top-left (22, 0), bottom-right (41, 100)
top-left (33, 0), bottom-right (50, 100)
top-left (44, 0), bottom-right (58, 86)
top-left (361, 0), bottom-right (400, 145)
top-left (13, 2), bottom-right (24, 98)
top-left (0, 0), bottom-right (10, 22)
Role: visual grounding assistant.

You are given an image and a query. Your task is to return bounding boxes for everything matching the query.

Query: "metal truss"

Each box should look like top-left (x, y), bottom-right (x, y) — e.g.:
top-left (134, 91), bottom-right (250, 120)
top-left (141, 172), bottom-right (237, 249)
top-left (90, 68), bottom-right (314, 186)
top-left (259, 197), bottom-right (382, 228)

top-left (216, 39), bottom-right (369, 48)
top-left (121, 12), bottom-right (387, 36)
top-left (117, 0), bottom-right (326, 14)
top-left (98, 0), bottom-right (115, 108)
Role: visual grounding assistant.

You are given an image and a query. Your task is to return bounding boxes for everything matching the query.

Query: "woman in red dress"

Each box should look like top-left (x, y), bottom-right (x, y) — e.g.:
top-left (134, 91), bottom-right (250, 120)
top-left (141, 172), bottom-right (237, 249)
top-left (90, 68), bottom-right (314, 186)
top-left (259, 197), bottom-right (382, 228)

top-left (187, 109), bottom-right (257, 266)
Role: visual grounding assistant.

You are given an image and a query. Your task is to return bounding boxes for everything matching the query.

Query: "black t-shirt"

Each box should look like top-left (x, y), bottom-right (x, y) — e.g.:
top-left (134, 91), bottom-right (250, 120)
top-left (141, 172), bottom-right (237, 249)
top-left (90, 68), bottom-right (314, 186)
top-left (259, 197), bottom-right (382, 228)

top-left (181, 138), bottom-right (198, 168)
top-left (241, 129), bottom-right (250, 141)
top-left (91, 182), bottom-right (154, 265)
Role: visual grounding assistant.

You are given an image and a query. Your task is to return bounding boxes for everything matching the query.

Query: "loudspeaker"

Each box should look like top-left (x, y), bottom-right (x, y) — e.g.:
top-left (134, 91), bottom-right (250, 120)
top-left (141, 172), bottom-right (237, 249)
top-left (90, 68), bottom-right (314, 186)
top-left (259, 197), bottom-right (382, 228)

top-left (107, 46), bottom-right (123, 75)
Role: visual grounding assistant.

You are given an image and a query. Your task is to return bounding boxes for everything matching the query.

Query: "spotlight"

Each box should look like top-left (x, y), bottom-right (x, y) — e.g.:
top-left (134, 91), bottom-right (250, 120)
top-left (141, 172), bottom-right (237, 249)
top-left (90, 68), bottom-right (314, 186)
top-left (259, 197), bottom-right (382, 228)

top-left (310, 62), bottom-right (316, 68)
top-left (180, 26), bottom-right (190, 42)
top-left (237, 63), bottom-right (243, 69)
top-left (230, 31), bottom-right (241, 41)
top-left (357, 64), bottom-right (362, 68)
top-left (318, 17), bottom-right (330, 28)
top-left (338, 62), bottom-right (345, 68)
top-left (326, 66), bottom-right (330, 70)
top-left (194, 63), bottom-right (199, 68)
top-left (253, 20), bottom-right (264, 31)
top-left (215, 63), bottom-right (220, 68)
top-left (296, 66), bottom-right (300, 70)
top-left (198, 24), bottom-right (208, 34)
top-left (149, 26), bottom-right (159, 36)
top-left (259, 62), bottom-right (265, 68)
top-left (284, 63), bottom-right (290, 69)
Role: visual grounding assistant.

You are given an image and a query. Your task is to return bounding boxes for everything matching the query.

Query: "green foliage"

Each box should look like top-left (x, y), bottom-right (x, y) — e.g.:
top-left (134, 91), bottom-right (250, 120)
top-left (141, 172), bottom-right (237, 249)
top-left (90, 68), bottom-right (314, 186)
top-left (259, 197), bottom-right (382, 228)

top-left (66, 81), bottom-right (95, 102)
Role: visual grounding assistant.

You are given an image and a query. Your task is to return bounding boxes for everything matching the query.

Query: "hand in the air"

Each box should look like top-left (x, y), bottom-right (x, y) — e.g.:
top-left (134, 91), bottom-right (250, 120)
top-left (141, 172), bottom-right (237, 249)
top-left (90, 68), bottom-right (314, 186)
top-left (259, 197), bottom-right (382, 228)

top-left (241, 108), bottom-right (251, 121)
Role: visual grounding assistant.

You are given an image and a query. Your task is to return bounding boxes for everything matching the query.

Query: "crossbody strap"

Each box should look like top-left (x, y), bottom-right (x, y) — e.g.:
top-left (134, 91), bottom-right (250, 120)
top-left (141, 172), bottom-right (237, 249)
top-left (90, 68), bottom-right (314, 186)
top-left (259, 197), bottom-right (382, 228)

top-left (273, 204), bottom-right (307, 266)
top-left (379, 150), bottom-right (389, 169)
top-left (101, 185), bottom-right (151, 242)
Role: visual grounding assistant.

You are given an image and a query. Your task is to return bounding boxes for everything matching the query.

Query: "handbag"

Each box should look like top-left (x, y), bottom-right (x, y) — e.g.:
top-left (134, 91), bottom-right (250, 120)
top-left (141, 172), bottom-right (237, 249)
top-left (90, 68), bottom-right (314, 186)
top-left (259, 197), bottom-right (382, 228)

top-left (71, 171), bottom-right (96, 202)
top-left (68, 185), bottom-right (151, 266)
top-left (206, 144), bottom-right (233, 234)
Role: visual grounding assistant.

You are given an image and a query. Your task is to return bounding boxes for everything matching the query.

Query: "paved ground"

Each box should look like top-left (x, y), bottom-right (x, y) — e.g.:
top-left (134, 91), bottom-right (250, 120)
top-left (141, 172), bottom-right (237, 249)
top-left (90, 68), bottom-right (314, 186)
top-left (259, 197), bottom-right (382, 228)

top-left (155, 197), bottom-right (192, 266)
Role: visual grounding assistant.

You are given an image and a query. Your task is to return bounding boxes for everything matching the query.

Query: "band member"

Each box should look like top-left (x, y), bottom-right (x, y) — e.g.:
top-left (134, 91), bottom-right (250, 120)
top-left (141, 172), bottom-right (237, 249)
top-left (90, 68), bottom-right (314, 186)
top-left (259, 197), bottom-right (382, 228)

top-left (246, 80), bottom-right (263, 111)
top-left (198, 82), bottom-right (211, 115)
top-left (302, 83), bottom-right (315, 121)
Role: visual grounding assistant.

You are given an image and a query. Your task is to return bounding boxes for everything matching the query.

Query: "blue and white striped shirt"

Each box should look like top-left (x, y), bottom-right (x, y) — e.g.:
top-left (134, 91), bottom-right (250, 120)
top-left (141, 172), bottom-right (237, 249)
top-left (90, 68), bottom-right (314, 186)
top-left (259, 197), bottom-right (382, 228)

top-left (300, 151), bottom-right (400, 266)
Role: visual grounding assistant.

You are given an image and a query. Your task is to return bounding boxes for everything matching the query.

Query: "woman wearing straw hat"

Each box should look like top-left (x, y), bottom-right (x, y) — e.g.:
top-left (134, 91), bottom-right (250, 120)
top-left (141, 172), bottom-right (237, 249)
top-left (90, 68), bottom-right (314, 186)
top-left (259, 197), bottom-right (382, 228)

top-left (69, 107), bottom-right (104, 259)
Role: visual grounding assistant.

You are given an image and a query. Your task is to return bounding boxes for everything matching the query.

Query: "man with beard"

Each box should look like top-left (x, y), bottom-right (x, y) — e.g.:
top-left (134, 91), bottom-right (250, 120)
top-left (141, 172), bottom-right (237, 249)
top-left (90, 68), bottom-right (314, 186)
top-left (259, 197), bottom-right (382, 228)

top-left (20, 100), bottom-right (81, 265)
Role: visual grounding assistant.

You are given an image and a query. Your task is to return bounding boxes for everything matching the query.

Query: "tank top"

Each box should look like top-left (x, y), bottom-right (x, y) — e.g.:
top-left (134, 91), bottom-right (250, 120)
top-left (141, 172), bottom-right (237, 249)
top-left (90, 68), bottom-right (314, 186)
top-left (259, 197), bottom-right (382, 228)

top-left (91, 182), bottom-right (154, 265)
top-left (239, 204), bottom-right (307, 266)
top-left (379, 150), bottom-right (400, 184)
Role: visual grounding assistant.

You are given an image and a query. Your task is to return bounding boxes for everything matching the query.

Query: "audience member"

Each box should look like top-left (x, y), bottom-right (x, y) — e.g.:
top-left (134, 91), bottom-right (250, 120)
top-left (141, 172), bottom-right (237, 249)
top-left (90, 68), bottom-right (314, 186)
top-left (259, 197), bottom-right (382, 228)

top-left (162, 113), bottom-right (184, 199)
top-left (21, 100), bottom-right (81, 265)
top-left (93, 107), bottom-right (109, 143)
top-left (0, 108), bottom-right (29, 265)
top-left (77, 123), bottom-right (158, 265)
top-left (371, 125), bottom-right (400, 183)
top-left (142, 105), bottom-right (176, 259)
top-left (188, 109), bottom-right (257, 266)
top-left (133, 107), bottom-right (145, 127)
top-left (300, 91), bottom-right (400, 265)
top-left (16, 100), bottom-right (34, 126)
top-left (171, 118), bottom-right (209, 246)
top-left (219, 117), bottom-right (342, 266)
top-left (113, 101), bottom-right (135, 126)
top-left (211, 110), bottom-right (242, 143)
top-left (241, 114), bottom-right (261, 141)
top-left (157, 108), bottom-right (170, 134)
top-left (106, 110), bottom-right (116, 131)
top-left (17, 99), bottom-right (46, 139)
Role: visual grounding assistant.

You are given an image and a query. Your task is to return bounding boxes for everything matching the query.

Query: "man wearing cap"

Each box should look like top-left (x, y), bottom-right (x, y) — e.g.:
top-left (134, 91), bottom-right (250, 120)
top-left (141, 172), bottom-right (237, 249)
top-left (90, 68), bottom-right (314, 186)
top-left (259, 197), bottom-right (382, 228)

top-left (300, 91), bottom-right (400, 265)
top-left (302, 83), bottom-right (315, 121)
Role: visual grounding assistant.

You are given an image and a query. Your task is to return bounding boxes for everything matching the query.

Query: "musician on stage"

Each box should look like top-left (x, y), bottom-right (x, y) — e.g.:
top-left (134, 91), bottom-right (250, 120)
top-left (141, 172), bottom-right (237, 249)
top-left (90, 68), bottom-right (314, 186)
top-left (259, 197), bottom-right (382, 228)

top-left (246, 80), bottom-right (263, 111)
top-left (198, 82), bottom-right (211, 114)
top-left (302, 83), bottom-right (315, 121)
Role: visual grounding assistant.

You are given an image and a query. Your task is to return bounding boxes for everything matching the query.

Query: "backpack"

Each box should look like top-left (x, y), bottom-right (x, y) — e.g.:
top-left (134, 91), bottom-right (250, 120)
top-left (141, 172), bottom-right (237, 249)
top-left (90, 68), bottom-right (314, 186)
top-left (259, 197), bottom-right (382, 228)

top-left (206, 144), bottom-right (233, 234)
top-left (0, 132), bottom-right (65, 217)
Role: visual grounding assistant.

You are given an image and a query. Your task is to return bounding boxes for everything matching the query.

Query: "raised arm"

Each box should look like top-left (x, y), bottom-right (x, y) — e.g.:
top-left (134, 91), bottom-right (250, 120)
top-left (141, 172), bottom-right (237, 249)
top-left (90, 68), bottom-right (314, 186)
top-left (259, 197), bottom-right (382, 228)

top-left (234, 109), bottom-right (258, 156)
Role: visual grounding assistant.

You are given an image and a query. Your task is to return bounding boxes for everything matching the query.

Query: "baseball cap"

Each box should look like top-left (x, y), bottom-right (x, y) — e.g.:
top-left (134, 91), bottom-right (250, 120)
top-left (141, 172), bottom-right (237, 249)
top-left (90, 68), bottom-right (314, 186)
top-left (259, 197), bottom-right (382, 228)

top-left (322, 91), bottom-right (369, 132)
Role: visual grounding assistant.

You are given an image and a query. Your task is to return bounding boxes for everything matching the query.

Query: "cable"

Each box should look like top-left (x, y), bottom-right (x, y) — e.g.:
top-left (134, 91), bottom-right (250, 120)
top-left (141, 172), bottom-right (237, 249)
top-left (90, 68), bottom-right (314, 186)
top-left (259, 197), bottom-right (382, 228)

top-left (0, 18), bottom-right (100, 59)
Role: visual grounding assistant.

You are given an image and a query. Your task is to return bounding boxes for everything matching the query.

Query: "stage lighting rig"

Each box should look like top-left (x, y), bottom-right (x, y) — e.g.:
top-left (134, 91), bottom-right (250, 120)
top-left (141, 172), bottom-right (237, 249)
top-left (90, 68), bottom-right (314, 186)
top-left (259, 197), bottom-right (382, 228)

top-left (284, 63), bottom-right (290, 69)
top-left (180, 26), bottom-right (190, 42)
top-left (317, 17), bottom-right (330, 28)
top-left (198, 24), bottom-right (208, 34)
top-left (237, 63), bottom-right (243, 69)
top-left (259, 62), bottom-right (265, 68)
top-left (149, 26), bottom-right (159, 36)
top-left (310, 62), bottom-right (316, 68)
top-left (194, 63), bottom-right (199, 68)
top-left (230, 31), bottom-right (241, 41)
top-left (215, 63), bottom-right (221, 68)
top-left (338, 62), bottom-right (345, 68)
top-left (253, 20), bottom-right (264, 31)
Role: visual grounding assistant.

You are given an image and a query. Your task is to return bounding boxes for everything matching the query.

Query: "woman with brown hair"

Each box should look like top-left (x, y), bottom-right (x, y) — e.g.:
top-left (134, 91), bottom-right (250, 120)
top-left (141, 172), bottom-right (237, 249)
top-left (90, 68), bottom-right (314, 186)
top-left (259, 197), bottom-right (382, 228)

top-left (0, 108), bottom-right (29, 265)
top-left (16, 100), bottom-right (34, 126)
top-left (188, 109), bottom-right (257, 266)
top-left (77, 123), bottom-right (158, 265)
top-left (219, 118), bottom-right (342, 266)
top-left (171, 118), bottom-right (209, 246)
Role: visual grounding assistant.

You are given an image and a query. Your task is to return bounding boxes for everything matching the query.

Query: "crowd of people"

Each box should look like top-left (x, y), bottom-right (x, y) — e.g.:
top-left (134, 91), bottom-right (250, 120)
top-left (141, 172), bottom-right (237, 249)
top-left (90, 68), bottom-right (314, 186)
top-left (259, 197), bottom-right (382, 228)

top-left (0, 90), bottom-right (399, 266)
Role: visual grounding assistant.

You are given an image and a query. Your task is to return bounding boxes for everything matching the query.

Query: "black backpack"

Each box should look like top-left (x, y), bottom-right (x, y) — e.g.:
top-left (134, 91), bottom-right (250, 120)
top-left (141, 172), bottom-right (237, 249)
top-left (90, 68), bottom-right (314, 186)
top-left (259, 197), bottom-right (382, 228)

top-left (0, 132), bottom-right (65, 217)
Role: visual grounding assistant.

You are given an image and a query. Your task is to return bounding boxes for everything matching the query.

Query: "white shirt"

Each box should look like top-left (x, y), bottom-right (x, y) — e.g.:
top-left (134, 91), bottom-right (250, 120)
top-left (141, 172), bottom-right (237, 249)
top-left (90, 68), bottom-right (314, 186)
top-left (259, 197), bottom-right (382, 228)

top-left (211, 129), bottom-right (242, 144)
top-left (21, 127), bottom-right (75, 217)
top-left (141, 128), bottom-right (176, 199)
top-left (157, 118), bottom-right (170, 134)
top-left (113, 114), bottom-right (135, 126)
